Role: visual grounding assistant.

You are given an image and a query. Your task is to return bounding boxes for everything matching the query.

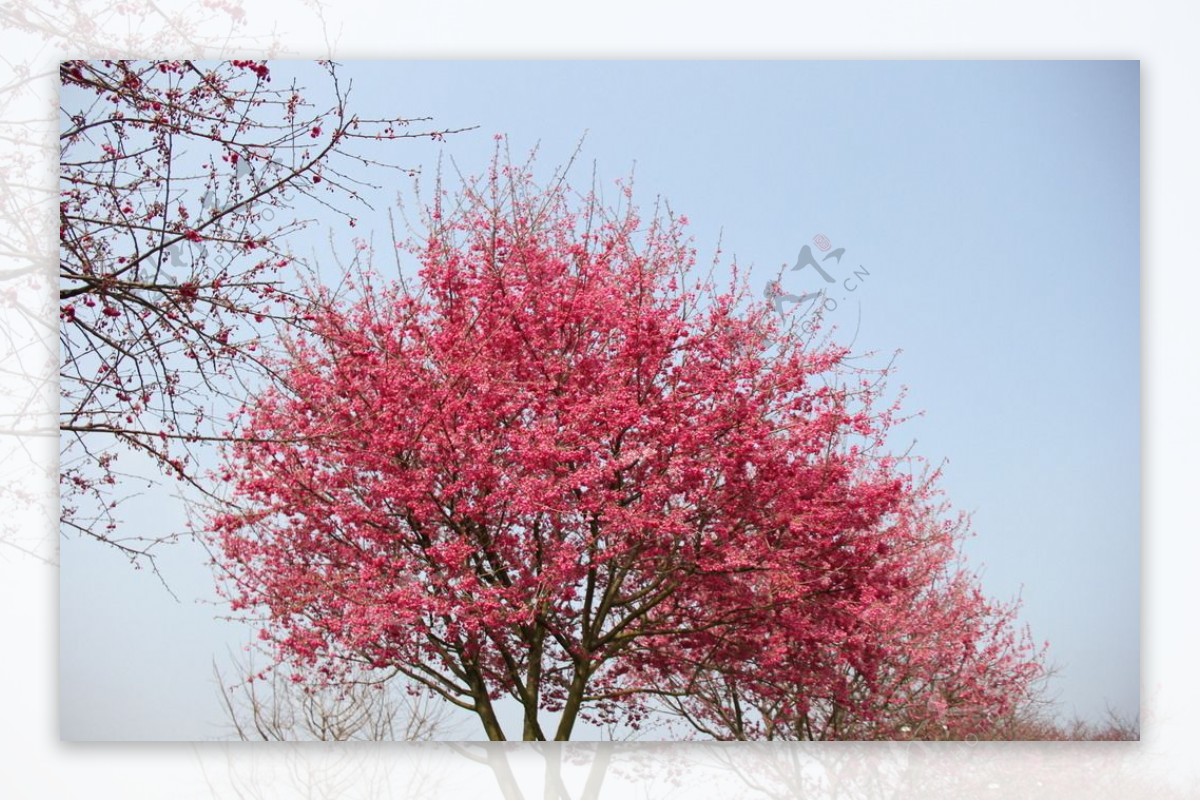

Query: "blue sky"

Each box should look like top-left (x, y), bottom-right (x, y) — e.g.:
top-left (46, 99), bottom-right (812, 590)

top-left (59, 60), bottom-right (1139, 739)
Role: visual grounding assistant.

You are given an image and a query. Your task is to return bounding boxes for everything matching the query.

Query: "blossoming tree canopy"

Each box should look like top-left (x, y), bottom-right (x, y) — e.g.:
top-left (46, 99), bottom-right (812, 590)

top-left (59, 59), bottom-right (469, 560)
top-left (211, 158), bottom-right (1045, 741)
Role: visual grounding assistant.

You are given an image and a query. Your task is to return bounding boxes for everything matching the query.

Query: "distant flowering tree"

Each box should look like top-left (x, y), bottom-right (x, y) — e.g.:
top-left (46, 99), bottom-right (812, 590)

top-left (211, 154), bottom-right (1045, 740)
top-left (58, 59), bottom-right (469, 561)
top-left (644, 484), bottom-right (1047, 740)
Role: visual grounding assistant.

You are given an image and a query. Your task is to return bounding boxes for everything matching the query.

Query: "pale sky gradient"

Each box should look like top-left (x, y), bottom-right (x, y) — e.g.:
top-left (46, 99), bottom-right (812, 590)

top-left (59, 60), bottom-right (1139, 740)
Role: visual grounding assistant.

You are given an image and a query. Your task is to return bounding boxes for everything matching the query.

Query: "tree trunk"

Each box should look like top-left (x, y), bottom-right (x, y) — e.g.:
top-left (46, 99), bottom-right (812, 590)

top-left (553, 663), bottom-right (592, 741)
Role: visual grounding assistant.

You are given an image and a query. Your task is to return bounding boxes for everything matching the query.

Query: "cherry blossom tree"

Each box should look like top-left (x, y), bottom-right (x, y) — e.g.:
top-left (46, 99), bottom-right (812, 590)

top-left (59, 59), bottom-right (470, 562)
top-left (643, 480), bottom-right (1047, 740)
top-left (210, 153), bottom-right (1045, 740)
